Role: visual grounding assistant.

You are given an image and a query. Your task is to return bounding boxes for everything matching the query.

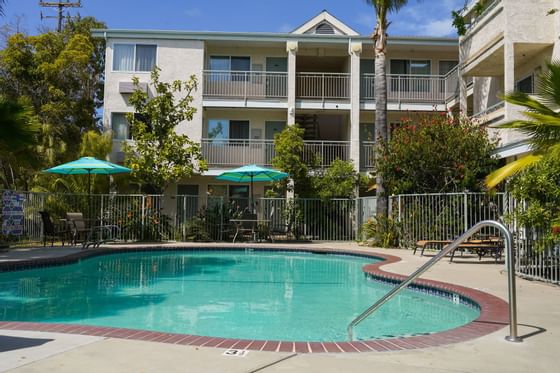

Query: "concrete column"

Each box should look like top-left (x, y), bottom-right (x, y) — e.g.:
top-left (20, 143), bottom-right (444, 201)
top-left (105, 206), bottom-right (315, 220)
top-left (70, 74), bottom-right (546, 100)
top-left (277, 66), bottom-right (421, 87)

top-left (286, 41), bottom-right (298, 125)
top-left (349, 41), bottom-right (362, 173)
top-left (503, 40), bottom-right (515, 122)
top-left (459, 68), bottom-right (468, 115)
top-left (285, 41), bottom-right (298, 200)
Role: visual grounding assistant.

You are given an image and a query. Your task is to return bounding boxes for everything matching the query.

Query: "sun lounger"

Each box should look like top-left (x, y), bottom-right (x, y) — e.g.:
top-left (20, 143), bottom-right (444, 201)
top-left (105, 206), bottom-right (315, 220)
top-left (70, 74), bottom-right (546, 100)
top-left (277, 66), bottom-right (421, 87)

top-left (414, 240), bottom-right (452, 256)
top-left (415, 237), bottom-right (504, 262)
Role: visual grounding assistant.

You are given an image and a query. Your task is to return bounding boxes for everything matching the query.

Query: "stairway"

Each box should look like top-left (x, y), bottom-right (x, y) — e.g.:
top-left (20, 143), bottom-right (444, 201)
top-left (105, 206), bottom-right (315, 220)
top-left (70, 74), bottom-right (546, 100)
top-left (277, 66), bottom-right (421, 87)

top-left (296, 114), bottom-right (319, 140)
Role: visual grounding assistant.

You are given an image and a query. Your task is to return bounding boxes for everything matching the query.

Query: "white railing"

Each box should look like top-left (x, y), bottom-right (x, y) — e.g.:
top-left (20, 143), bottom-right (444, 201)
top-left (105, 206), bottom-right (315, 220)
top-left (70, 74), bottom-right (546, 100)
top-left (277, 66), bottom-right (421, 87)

top-left (201, 138), bottom-right (275, 167)
top-left (360, 141), bottom-right (375, 171)
top-left (471, 101), bottom-right (505, 121)
top-left (201, 139), bottom-right (350, 168)
top-left (302, 141), bottom-right (350, 167)
top-left (296, 72), bottom-right (350, 100)
top-left (203, 70), bottom-right (288, 99)
top-left (464, 0), bottom-right (502, 34)
top-left (362, 74), bottom-right (457, 103)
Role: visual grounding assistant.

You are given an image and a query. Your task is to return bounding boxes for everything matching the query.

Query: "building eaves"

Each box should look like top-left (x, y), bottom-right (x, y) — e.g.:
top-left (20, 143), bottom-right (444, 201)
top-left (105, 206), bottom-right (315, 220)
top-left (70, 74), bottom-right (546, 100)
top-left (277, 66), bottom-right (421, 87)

top-left (92, 29), bottom-right (458, 47)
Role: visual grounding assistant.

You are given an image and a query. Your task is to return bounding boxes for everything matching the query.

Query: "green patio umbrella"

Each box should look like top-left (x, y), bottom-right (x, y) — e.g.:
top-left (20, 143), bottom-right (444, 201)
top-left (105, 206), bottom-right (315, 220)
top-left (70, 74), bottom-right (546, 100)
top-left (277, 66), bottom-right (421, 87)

top-left (44, 157), bottom-right (131, 216)
top-left (216, 164), bottom-right (288, 212)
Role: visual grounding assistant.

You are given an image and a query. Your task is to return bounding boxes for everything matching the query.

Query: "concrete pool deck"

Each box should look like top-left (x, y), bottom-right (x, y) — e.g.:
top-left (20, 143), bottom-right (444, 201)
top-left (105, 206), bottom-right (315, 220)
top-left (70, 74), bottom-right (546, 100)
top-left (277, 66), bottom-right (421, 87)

top-left (0, 242), bottom-right (558, 372)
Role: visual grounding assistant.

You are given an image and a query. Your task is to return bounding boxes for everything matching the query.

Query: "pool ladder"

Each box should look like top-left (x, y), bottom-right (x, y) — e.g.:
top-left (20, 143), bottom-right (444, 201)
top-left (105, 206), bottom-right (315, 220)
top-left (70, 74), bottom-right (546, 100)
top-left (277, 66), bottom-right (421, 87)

top-left (347, 220), bottom-right (522, 343)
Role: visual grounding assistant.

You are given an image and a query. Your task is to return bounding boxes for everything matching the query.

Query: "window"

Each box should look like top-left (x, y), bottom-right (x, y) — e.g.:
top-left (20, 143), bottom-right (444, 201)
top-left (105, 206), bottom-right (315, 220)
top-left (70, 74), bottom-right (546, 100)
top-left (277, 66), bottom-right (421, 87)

top-left (229, 185), bottom-right (249, 211)
top-left (390, 59), bottom-right (432, 92)
top-left (207, 119), bottom-right (250, 140)
top-left (177, 184), bottom-right (199, 196)
top-left (209, 56), bottom-right (250, 81)
top-left (439, 61), bottom-right (458, 75)
top-left (113, 44), bottom-right (157, 72)
top-left (516, 75), bottom-right (534, 94)
top-left (111, 113), bottom-right (131, 140)
top-left (391, 59), bottom-right (431, 75)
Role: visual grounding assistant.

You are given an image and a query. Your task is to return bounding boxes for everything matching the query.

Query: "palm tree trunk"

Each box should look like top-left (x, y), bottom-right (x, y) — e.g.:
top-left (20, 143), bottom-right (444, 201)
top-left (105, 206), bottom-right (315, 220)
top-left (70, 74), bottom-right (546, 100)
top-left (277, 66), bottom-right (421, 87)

top-left (374, 27), bottom-right (388, 218)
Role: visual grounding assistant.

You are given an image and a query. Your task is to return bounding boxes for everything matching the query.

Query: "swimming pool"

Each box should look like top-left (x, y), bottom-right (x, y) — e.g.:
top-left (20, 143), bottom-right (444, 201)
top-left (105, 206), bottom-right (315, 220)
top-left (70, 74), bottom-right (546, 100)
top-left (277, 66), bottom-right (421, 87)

top-left (0, 249), bottom-right (480, 342)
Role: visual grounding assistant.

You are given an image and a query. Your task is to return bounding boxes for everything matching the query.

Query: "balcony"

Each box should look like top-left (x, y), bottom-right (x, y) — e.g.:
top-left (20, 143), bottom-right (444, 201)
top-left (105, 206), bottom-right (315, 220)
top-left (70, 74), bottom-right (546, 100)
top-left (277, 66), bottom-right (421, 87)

top-left (296, 73), bottom-right (350, 100)
top-left (201, 138), bottom-right (350, 169)
top-left (361, 74), bottom-right (456, 103)
top-left (203, 70), bottom-right (288, 100)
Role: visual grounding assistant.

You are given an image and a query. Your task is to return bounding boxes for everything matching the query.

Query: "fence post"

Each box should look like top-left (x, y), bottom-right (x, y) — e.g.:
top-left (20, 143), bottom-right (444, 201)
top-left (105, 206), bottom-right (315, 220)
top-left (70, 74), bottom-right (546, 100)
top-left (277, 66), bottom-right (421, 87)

top-left (141, 195), bottom-right (146, 241)
top-left (398, 195), bottom-right (402, 222)
top-left (463, 192), bottom-right (468, 233)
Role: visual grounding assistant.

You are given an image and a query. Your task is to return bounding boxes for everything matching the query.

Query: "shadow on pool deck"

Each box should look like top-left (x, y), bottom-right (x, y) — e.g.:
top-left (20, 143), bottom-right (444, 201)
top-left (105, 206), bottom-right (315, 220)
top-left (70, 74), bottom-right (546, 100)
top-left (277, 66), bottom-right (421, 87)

top-left (0, 334), bottom-right (53, 352)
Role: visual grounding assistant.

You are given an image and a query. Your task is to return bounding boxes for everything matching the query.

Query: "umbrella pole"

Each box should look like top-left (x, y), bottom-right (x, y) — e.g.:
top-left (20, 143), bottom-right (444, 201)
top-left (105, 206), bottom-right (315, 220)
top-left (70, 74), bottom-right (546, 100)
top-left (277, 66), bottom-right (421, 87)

top-left (250, 175), bottom-right (254, 213)
top-left (88, 170), bottom-right (91, 222)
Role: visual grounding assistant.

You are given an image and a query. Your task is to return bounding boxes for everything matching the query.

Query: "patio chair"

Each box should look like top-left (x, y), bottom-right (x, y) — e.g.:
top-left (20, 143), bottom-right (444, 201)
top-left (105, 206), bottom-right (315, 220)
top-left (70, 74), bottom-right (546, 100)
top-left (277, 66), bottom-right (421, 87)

top-left (66, 212), bottom-right (91, 245)
top-left (268, 207), bottom-right (289, 242)
top-left (232, 212), bottom-right (257, 243)
top-left (39, 211), bottom-right (69, 247)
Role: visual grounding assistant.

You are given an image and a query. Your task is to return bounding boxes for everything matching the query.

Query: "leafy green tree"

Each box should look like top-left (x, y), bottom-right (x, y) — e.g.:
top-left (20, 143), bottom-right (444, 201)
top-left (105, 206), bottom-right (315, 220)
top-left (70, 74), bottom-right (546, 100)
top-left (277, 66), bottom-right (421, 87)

top-left (377, 113), bottom-right (498, 194)
top-left (123, 67), bottom-right (207, 194)
top-left (508, 149), bottom-right (560, 251)
top-left (313, 159), bottom-right (363, 199)
top-left (35, 130), bottom-right (113, 194)
top-left (486, 61), bottom-right (560, 188)
top-left (0, 17), bottom-right (105, 169)
top-left (270, 124), bottom-right (314, 197)
top-left (0, 96), bottom-right (40, 189)
top-left (364, 0), bottom-right (411, 218)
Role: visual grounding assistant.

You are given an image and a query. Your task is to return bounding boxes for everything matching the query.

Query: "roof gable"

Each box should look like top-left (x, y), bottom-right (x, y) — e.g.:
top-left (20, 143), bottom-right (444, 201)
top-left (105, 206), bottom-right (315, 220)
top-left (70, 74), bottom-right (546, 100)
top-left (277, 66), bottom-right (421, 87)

top-left (291, 10), bottom-right (359, 36)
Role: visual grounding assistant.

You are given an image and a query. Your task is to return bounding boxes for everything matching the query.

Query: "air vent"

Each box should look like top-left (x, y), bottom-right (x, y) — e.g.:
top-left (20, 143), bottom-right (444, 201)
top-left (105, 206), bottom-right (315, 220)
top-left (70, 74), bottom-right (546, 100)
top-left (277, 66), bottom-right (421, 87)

top-left (315, 23), bottom-right (335, 35)
top-left (119, 81), bottom-right (148, 94)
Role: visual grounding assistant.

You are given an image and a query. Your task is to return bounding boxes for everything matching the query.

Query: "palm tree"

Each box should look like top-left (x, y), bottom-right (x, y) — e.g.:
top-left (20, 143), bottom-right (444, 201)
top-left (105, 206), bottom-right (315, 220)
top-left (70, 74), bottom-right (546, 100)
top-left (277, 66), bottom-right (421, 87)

top-left (0, 96), bottom-right (40, 189)
top-left (486, 61), bottom-right (560, 188)
top-left (364, 0), bottom-right (410, 218)
top-left (0, 0), bottom-right (6, 17)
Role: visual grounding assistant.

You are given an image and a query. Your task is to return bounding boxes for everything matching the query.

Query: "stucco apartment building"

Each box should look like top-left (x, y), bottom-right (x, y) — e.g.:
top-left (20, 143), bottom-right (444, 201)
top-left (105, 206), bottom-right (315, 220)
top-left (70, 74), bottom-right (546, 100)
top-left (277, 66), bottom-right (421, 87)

top-left (94, 2), bottom-right (560, 201)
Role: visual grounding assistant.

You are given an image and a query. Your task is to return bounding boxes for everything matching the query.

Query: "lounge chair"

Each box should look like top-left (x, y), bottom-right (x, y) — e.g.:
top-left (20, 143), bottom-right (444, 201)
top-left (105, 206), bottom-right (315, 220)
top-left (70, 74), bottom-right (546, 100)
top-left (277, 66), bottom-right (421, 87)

top-left (450, 237), bottom-right (504, 262)
top-left (39, 211), bottom-right (69, 247)
top-left (415, 237), bottom-right (504, 262)
top-left (414, 240), bottom-right (452, 256)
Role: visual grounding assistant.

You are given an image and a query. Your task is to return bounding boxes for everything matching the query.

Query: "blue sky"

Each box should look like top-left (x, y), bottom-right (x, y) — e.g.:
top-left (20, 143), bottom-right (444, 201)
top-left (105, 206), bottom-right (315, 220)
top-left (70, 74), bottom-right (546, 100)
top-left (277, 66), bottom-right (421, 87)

top-left (3, 0), bottom-right (465, 37)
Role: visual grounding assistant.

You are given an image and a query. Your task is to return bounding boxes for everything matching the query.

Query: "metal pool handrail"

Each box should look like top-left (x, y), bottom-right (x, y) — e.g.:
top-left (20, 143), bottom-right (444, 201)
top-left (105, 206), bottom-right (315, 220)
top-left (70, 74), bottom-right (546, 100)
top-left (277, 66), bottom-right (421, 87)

top-left (347, 220), bottom-right (522, 343)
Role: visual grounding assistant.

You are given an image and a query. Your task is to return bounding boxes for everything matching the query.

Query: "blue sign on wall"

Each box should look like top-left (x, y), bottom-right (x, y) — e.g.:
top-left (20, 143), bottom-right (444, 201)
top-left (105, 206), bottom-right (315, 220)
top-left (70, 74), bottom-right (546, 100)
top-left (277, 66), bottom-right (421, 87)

top-left (2, 191), bottom-right (25, 236)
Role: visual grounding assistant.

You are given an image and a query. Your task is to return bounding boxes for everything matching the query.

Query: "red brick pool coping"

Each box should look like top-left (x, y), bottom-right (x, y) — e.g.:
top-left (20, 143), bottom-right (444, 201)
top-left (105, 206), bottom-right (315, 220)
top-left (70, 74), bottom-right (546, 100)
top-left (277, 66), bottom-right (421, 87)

top-left (0, 246), bottom-right (510, 353)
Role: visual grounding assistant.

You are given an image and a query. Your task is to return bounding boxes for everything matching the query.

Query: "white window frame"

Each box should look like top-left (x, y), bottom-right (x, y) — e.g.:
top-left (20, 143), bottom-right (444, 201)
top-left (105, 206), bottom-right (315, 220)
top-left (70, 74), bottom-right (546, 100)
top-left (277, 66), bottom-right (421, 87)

top-left (112, 43), bottom-right (158, 73)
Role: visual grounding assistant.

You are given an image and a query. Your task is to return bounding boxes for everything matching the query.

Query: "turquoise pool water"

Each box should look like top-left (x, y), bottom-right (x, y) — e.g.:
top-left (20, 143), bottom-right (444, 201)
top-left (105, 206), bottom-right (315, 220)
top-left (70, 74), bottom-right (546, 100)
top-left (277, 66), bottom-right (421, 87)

top-left (0, 250), bottom-right (479, 341)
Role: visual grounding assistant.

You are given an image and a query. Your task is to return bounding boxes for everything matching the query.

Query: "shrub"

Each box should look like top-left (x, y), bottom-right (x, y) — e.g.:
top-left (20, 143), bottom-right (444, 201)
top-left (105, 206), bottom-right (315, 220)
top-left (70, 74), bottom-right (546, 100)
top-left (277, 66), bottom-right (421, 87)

top-left (360, 216), bottom-right (401, 248)
top-left (376, 113), bottom-right (498, 195)
top-left (508, 151), bottom-right (560, 251)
